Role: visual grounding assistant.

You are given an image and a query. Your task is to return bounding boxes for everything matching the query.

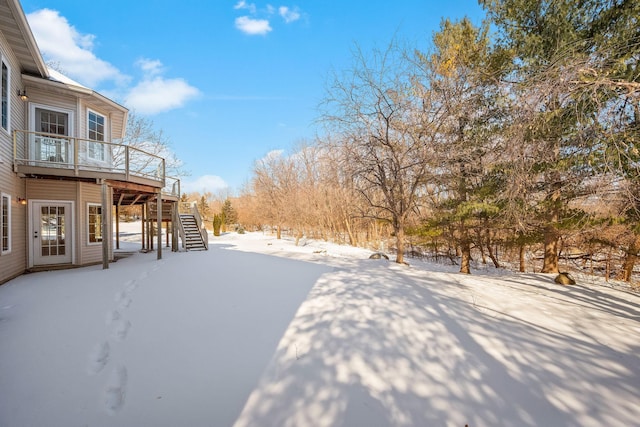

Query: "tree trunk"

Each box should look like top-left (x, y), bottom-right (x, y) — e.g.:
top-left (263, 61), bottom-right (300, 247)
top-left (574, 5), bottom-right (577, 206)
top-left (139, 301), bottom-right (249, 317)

top-left (277, 224), bottom-right (282, 240)
top-left (460, 241), bottom-right (471, 274)
top-left (478, 239), bottom-right (487, 264)
top-left (460, 222), bottom-right (471, 274)
top-left (488, 247), bottom-right (501, 269)
top-left (345, 217), bottom-right (357, 247)
top-left (395, 225), bottom-right (405, 264)
top-left (485, 226), bottom-right (500, 268)
top-left (541, 225), bottom-right (559, 273)
top-left (619, 237), bottom-right (640, 282)
top-left (519, 244), bottom-right (526, 272)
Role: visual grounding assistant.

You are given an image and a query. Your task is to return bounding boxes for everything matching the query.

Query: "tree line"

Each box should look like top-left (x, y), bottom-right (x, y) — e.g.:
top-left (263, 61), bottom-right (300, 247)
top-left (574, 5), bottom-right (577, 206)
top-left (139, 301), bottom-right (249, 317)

top-left (232, 0), bottom-right (639, 281)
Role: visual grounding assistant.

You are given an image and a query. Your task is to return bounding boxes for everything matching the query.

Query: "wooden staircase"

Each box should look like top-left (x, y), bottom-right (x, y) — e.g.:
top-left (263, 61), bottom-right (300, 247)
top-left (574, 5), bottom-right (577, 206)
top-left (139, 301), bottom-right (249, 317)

top-left (179, 214), bottom-right (207, 251)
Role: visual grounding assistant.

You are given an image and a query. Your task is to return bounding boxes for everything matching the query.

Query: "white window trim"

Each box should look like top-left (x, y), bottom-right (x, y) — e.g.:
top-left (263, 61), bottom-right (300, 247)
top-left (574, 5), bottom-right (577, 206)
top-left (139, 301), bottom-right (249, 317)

top-left (87, 202), bottom-right (102, 245)
top-left (1, 193), bottom-right (11, 255)
top-left (1, 54), bottom-right (11, 135)
top-left (87, 109), bottom-right (108, 163)
top-left (29, 103), bottom-right (75, 136)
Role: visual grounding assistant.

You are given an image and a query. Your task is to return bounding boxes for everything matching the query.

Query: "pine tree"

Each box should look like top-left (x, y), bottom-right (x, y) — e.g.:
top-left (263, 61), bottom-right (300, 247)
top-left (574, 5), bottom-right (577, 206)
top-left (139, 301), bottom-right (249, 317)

top-left (221, 199), bottom-right (238, 227)
top-left (198, 196), bottom-right (210, 222)
top-left (480, 0), bottom-right (640, 273)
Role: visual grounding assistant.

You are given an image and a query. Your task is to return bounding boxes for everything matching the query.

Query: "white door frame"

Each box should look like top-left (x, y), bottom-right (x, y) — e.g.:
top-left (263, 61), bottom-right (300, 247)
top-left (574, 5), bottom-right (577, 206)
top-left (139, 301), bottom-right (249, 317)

top-left (28, 200), bottom-right (75, 267)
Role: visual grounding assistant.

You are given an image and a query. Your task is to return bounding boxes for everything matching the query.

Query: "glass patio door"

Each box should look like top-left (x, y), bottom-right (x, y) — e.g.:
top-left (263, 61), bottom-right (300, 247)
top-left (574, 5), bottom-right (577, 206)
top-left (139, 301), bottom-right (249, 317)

top-left (32, 201), bottom-right (72, 265)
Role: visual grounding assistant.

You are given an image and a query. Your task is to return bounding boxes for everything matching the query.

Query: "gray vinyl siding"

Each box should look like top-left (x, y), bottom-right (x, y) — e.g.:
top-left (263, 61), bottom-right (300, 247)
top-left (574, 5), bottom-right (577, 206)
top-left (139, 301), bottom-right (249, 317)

top-left (0, 195), bottom-right (27, 284)
top-left (0, 27), bottom-right (27, 284)
top-left (25, 179), bottom-right (113, 267)
top-left (25, 179), bottom-right (78, 268)
top-left (78, 181), bottom-right (112, 265)
top-left (24, 88), bottom-right (77, 134)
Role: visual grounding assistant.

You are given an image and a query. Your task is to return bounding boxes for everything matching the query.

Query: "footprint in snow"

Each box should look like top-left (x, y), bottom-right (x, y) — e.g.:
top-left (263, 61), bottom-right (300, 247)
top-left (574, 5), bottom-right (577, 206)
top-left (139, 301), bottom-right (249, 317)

top-left (104, 365), bottom-right (127, 414)
top-left (112, 320), bottom-right (131, 342)
top-left (125, 280), bottom-right (138, 293)
top-left (117, 297), bottom-right (132, 310)
top-left (114, 291), bottom-right (127, 303)
top-left (105, 310), bottom-right (121, 326)
top-left (87, 341), bottom-right (110, 375)
top-left (114, 291), bottom-right (132, 310)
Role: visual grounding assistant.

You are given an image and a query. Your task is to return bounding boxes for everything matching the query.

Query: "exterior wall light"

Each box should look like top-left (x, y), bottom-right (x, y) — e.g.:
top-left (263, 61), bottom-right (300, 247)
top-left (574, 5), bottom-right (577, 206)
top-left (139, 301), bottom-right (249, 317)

top-left (18, 89), bottom-right (28, 101)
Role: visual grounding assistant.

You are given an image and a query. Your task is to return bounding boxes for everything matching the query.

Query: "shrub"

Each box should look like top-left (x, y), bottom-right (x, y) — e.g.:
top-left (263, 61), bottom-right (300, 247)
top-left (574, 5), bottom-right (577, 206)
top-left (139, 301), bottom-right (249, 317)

top-left (213, 214), bottom-right (223, 236)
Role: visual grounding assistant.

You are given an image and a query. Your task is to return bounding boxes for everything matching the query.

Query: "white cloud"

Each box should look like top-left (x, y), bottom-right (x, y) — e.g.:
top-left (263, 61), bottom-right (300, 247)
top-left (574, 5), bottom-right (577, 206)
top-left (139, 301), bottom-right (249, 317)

top-left (124, 74), bottom-right (200, 115)
top-left (278, 6), bottom-right (300, 23)
top-left (182, 175), bottom-right (229, 194)
top-left (234, 0), bottom-right (257, 13)
top-left (136, 58), bottom-right (164, 76)
top-left (235, 16), bottom-right (272, 35)
top-left (26, 9), bottom-right (126, 87)
top-left (28, 8), bottom-right (200, 116)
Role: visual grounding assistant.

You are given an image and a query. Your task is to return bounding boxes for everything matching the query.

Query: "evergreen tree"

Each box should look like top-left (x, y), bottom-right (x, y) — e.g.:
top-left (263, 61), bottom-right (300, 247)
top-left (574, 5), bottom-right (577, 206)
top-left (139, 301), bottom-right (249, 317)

top-left (212, 214), bottom-right (223, 237)
top-left (221, 199), bottom-right (238, 227)
top-left (418, 18), bottom-right (507, 274)
top-left (198, 196), bottom-right (210, 221)
top-left (480, 0), bottom-right (640, 273)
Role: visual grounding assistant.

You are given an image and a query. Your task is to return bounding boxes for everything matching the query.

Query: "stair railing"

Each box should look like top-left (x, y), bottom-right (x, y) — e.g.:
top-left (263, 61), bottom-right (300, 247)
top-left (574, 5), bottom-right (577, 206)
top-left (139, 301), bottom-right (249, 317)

top-left (177, 212), bottom-right (188, 250)
top-left (190, 202), bottom-right (209, 249)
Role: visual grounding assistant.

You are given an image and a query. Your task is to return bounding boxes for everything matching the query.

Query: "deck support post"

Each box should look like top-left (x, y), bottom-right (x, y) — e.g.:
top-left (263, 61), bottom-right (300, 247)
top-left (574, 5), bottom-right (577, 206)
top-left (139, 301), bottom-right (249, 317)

top-left (172, 203), bottom-right (179, 252)
top-left (141, 204), bottom-right (146, 251)
top-left (101, 180), bottom-right (109, 270)
top-left (157, 191), bottom-right (162, 260)
top-left (115, 204), bottom-right (120, 250)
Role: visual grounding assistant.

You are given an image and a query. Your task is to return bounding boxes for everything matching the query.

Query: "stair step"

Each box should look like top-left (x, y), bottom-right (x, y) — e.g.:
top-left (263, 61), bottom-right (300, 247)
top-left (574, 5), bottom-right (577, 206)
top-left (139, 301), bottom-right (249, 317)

top-left (178, 214), bottom-right (207, 251)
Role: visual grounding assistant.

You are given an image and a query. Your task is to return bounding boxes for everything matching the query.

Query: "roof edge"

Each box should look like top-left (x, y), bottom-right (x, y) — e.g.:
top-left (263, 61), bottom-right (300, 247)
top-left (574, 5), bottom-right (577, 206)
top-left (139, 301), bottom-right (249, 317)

top-left (8, 0), bottom-right (49, 77)
top-left (22, 73), bottom-right (129, 114)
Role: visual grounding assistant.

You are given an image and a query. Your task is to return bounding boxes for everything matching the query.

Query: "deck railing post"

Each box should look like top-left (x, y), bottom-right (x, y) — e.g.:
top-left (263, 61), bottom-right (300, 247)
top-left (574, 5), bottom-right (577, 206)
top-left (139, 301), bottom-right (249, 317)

top-left (157, 190), bottom-right (162, 260)
top-left (74, 137), bottom-right (79, 175)
top-left (125, 146), bottom-right (130, 181)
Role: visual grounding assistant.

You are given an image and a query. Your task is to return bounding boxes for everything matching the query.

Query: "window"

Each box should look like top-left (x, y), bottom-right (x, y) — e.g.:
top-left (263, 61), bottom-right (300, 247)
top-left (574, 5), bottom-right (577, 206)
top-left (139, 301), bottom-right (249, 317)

top-left (88, 203), bottom-right (102, 244)
top-left (88, 111), bottom-right (106, 161)
top-left (35, 108), bottom-right (69, 163)
top-left (1, 59), bottom-right (9, 131)
top-left (1, 194), bottom-right (10, 254)
top-left (39, 109), bottom-right (67, 135)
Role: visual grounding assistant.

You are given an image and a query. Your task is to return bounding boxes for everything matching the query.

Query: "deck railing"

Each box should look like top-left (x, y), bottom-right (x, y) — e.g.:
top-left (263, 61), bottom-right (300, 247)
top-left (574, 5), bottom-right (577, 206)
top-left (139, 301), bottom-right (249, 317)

top-left (164, 175), bottom-right (181, 198)
top-left (13, 130), bottom-right (167, 186)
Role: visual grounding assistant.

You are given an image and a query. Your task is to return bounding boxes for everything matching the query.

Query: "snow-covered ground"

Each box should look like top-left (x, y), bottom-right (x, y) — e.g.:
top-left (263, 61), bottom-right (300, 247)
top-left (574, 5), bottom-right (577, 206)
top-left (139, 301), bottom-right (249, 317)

top-left (1, 223), bottom-right (639, 427)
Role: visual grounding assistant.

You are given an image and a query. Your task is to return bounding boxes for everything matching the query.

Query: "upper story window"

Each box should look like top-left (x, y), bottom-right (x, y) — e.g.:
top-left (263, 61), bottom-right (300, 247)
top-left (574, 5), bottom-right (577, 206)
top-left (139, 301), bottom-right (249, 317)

top-left (87, 110), bottom-right (106, 162)
top-left (1, 59), bottom-right (9, 131)
top-left (35, 107), bottom-right (70, 163)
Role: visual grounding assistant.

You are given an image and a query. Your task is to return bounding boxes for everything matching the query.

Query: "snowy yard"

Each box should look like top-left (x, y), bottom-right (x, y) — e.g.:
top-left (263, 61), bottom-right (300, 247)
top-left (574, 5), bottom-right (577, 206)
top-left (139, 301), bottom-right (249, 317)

top-left (1, 224), bottom-right (639, 427)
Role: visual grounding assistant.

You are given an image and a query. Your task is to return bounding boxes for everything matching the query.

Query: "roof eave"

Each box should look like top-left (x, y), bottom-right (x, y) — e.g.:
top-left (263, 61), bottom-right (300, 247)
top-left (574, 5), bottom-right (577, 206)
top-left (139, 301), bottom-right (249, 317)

top-left (8, 0), bottom-right (48, 78)
top-left (22, 74), bottom-right (128, 114)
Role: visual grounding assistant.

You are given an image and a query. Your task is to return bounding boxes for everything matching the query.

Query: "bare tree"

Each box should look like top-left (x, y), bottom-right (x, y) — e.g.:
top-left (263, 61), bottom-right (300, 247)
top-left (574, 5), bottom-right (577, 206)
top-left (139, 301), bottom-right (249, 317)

top-left (320, 42), bottom-right (439, 264)
top-left (114, 112), bottom-right (188, 179)
top-left (252, 150), bottom-right (296, 239)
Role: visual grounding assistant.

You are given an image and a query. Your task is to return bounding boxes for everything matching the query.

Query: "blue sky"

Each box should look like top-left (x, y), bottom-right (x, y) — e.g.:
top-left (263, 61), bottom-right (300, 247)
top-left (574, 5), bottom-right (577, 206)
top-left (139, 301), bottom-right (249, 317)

top-left (21, 0), bottom-right (486, 194)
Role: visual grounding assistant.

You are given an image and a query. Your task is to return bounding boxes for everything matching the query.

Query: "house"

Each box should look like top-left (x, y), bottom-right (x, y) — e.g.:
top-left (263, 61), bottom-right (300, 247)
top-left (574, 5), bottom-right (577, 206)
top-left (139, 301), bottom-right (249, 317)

top-left (0, 0), bottom-right (204, 285)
